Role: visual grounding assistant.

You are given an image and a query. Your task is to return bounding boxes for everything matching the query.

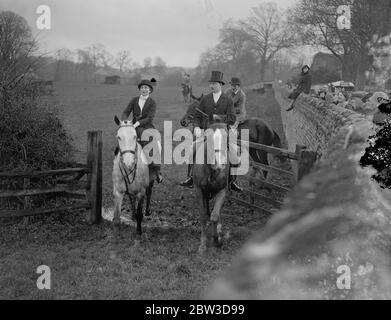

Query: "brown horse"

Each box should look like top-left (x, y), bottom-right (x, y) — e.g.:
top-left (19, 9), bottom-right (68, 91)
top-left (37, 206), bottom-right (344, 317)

top-left (181, 95), bottom-right (284, 178)
top-left (112, 116), bottom-right (155, 236)
top-left (193, 123), bottom-right (230, 253)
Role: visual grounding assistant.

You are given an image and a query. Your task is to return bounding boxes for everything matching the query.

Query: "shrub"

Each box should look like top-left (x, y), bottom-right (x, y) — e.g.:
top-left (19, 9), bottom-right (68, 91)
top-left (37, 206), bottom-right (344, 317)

top-left (0, 81), bottom-right (74, 171)
top-left (360, 121), bottom-right (391, 189)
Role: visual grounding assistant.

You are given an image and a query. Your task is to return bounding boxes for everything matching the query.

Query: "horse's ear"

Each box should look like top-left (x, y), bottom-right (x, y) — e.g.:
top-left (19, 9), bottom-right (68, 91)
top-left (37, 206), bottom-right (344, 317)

top-left (114, 115), bottom-right (120, 126)
top-left (191, 94), bottom-right (197, 100)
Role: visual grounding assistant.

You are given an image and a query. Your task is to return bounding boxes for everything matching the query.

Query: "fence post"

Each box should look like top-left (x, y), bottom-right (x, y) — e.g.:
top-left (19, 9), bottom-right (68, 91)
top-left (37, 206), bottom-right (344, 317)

top-left (295, 145), bottom-right (317, 183)
top-left (87, 131), bottom-right (102, 224)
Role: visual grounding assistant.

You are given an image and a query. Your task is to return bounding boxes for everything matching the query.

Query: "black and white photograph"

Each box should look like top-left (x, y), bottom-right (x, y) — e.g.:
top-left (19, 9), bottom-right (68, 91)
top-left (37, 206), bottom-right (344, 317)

top-left (1, 0), bottom-right (391, 304)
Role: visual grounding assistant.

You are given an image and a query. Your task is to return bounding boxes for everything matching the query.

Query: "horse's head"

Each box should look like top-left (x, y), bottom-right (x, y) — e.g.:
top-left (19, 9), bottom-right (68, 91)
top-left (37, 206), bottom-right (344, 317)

top-left (207, 123), bottom-right (228, 172)
top-left (114, 115), bottom-right (138, 169)
top-left (180, 94), bottom-right (204, 127)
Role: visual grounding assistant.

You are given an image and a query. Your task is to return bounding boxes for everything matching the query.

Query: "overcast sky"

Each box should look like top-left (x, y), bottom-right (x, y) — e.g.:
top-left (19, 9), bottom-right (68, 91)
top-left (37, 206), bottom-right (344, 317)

top-left (0, 0), bottom-right (297, 67)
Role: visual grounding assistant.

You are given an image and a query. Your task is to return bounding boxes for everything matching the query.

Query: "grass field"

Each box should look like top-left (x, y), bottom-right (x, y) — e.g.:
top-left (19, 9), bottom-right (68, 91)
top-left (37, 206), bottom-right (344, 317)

top-left (0, 82), bottom-right (292, 299)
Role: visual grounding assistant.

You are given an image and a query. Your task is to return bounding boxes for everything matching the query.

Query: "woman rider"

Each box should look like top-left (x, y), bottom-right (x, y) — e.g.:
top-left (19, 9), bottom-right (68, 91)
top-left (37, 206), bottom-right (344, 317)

top-left (119, 78), bottom-right (163, 183)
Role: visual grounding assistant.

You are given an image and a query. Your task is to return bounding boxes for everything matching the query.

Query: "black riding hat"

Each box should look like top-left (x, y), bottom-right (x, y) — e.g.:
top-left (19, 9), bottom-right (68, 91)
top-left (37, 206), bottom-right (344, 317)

top-left (229, 77), bottom-right (241, 86)
top-left (208, 71), bottom-right (225, 85)
top-left (138, 78), bottom-right (157, 93)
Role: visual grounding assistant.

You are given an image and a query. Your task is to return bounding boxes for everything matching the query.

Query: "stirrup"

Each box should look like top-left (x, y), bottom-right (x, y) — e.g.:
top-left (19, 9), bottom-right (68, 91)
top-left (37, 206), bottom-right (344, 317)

top-left (230, 181), bottom-right (242, 192)
top-left (180, 177), bottom-right (193, 188)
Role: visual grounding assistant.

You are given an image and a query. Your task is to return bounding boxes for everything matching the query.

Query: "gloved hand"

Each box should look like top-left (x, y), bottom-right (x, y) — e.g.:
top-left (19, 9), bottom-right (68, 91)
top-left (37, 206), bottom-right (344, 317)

top-left (194, 127), bottom-right (202, 138)
top-left (133, 121), bottom-right (140, 128)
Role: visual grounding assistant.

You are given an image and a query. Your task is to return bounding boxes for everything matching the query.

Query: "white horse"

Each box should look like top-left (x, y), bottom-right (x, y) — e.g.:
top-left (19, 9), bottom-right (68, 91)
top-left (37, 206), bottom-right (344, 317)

top-left (112, 116), bottom-right (154, 236)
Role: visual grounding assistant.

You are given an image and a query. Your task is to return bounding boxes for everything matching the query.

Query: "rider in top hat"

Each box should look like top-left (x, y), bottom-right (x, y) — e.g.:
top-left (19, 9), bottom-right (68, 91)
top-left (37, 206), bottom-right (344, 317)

top-left (286, 65), bottom-right (312, 111)
top-left (225, 77), bottom-right (246, 130)
top-left (120, 78), bottom-right (162, 183)
top-left (180, 70), bottom-right (242, 192)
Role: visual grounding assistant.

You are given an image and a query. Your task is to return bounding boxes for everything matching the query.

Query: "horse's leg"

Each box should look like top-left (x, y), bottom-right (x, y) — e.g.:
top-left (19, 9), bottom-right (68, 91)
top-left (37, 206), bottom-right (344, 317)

top-left (196, 187), bottom-right (208, 254)
top-left (129, 194), bottom-right (137, 222)
top-left (145, 182), bottom-right (154, 216)
top-left (257, 151), bottom-right (273, 192)
top-left (187, 164), bottom-right (192, 177)
top-left (136, 195), bottom-right (144, 236)
top-left (259, 150), bottom-right (269, 179)
top-left (210, 189), bottom-right (226, 248)
top-left (113, 189), bottom-right (124, 230)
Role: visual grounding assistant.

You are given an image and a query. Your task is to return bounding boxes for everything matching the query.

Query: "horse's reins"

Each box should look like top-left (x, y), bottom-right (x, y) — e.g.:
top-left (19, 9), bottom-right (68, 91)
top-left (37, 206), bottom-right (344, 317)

top-left (117, 124), bottom-right (139, 193)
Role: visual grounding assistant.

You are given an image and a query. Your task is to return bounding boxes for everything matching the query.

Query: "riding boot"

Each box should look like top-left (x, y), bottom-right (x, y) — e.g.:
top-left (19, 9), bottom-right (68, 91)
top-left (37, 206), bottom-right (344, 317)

top-left (180, 138), bottom-right (199, 188)
top-left (180, 164), bottom-right (194, 188)
top-left (229, 173), bottom-right (242, 192)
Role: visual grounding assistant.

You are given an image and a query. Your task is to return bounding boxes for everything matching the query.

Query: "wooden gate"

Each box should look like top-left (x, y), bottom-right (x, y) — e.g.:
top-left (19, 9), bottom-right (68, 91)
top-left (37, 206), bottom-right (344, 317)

top-left (0, 131), bottom-right (102, 224)
top-left (228, 141), bottom-right (317, 215)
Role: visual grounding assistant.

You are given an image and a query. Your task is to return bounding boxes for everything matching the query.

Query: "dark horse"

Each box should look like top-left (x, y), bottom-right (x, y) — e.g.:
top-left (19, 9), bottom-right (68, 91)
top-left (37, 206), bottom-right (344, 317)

top-left (193, 123), bottom-right (230, 253)
top-left (181, 95), bottom-right (284, 178)
top-left (181, 84), bottom-right (192, 103)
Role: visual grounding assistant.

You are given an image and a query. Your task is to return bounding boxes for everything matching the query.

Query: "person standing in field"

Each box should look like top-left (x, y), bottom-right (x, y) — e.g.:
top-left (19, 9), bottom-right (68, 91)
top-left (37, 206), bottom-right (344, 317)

top-left (286, 65), bottom-right (312, 111)
top-left (225, 77), bottom-right (246, 131)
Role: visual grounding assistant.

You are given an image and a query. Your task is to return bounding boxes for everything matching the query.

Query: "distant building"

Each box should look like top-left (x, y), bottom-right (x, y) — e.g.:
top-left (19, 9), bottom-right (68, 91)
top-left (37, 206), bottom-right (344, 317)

top-left (104, 75), bottom-right (121, 85)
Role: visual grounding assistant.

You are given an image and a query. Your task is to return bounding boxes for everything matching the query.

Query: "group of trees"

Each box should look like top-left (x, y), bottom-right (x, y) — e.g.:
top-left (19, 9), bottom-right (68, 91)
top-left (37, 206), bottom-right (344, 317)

top-left (194, 3), bottom-right (297, 85)
top-left (197, 0), bottom-right (391, 89)
top-left (53, 45), bottom-right (169, 83)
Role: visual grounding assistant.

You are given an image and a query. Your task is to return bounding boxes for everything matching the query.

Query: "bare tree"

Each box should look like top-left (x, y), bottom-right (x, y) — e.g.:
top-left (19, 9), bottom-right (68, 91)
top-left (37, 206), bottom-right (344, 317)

top-left (153, 56), bottom-right (167, 75)
top-left (85, 43), bottom-right (111, 71)
top-left (54, 48), bottom-right (74, 81)
top-left (116, 50), bottom-right (131, 72)
top-left (143, 57), bottom-right (152, 73)
top-left (240, 2), bottom-right (296, 81)
top-left (218, 19), bottom-right (251, 63)
top-left (0, 11), bottom-right (38, 89)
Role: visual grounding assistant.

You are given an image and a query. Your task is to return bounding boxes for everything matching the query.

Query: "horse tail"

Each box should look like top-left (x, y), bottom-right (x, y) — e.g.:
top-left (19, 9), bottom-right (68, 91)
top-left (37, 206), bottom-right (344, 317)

top-left (272, 130), bottom-right (282, 149)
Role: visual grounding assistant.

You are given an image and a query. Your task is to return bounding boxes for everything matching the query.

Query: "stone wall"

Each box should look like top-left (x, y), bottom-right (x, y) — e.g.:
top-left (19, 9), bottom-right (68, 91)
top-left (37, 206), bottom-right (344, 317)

top-left (275, 85), bottom-right (368, 159)
top-left (207, 85), bottom-right (391, 299)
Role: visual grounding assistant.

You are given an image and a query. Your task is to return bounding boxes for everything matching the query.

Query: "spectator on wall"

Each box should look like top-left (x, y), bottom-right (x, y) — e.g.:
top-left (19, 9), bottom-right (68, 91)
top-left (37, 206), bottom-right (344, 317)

top-left (286, 65), bottom-right (312, 111)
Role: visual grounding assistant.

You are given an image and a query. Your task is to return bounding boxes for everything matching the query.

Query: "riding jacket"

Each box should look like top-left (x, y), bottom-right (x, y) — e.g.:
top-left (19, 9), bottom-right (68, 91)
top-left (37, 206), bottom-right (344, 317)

top-left (193, 92), bottom-right (236, 129)
top-left (225, 88), bottom-right (246, 124)
top-left (121, 96), bottom-right (156, 130)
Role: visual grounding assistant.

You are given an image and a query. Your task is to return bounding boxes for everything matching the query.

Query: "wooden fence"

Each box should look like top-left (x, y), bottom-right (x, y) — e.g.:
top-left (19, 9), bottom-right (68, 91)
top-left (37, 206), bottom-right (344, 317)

top-left (0, 131), bottom-right (102, 224)
top-left (228, 141), bottom-right (317, 215)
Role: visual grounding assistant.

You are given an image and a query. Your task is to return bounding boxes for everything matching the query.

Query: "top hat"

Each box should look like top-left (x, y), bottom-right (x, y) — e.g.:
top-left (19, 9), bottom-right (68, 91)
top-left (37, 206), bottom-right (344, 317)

top-left (229, 77), bottom-right (241, 86)
top-left (138, 78), bottom-right (156, 93)
top-left (208, 71), bottom-right (225, 85)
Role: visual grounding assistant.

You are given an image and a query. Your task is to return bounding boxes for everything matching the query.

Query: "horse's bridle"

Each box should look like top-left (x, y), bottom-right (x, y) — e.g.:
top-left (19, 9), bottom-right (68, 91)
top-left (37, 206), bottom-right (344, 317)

top-left (117, 124), bottom-right (138, 187)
